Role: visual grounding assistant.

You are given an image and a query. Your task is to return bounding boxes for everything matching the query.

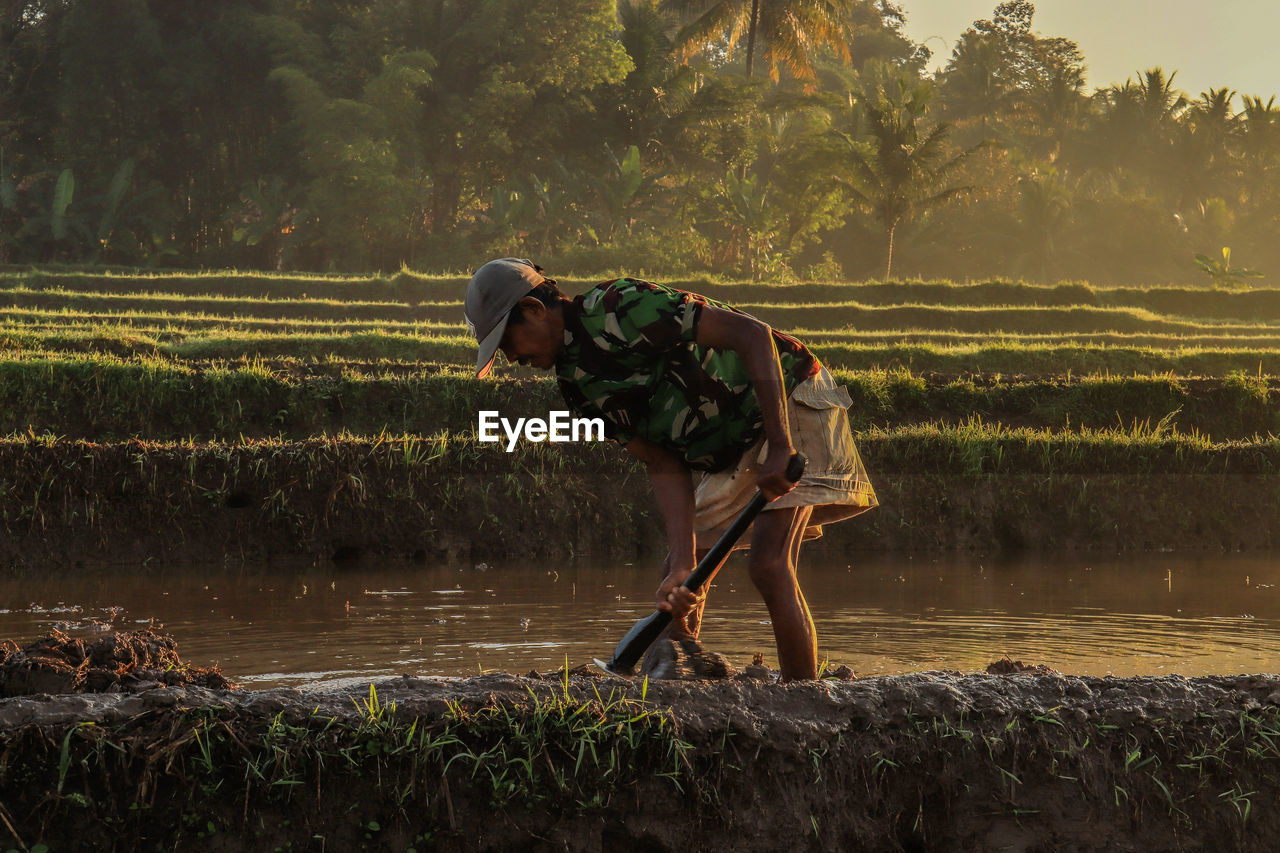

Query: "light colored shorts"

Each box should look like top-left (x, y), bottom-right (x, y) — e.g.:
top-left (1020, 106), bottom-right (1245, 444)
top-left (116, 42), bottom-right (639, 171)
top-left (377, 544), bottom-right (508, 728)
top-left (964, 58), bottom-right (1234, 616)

top-left (693, 367), bottom-right (877, 550)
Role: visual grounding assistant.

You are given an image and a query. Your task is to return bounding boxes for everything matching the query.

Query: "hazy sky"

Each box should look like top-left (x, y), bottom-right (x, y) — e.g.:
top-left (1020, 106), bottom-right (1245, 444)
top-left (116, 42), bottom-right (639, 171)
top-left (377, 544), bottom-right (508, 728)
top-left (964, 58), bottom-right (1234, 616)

top-left (897, 0), bottom-right (1280, 100)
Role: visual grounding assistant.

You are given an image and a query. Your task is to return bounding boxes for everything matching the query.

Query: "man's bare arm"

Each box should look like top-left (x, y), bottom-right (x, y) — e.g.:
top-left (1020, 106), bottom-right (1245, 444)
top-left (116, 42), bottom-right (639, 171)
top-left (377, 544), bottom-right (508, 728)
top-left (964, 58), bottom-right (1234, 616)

top-left (694, 304), bottom-right (797, 499)
top-left (624, 436), bottom-right (699, 615)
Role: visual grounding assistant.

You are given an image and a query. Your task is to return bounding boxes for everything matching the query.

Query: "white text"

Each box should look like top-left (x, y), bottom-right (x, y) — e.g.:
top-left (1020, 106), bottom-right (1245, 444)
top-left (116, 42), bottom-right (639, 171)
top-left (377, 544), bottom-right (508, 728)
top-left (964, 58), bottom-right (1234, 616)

top-left (477, 410), bottom-right (605, 452)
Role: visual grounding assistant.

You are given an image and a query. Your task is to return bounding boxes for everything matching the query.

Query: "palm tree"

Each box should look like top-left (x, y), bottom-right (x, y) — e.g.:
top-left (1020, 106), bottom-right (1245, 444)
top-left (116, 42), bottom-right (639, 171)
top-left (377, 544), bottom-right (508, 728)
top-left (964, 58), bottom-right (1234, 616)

top-left (1007, 169), bottom-right (1072, 281)
top-left (835, 68), bottom-right (979, 279)
top-left (610, 0), bottom-right (702, 159)
top-left (1086, 68), bottom-right (1188, 191)
top-left (1131, 68), bottom-right (1189, 129)
top-left (1188, 88), bottom-right (1236, 141)
top-left (1016, 43), bottom-right (1088, 162)
top-left (1231, 96), bottom-right (1280, 257)
top-left (660, 0), bottom-right (853, 87)
top-left (1238, 95), bottom-right (1280, 180)
top-left (1174, 87), bottom-right (1238, 208)
top-left (1100, 68), bottom-right (1189, 150)
top-left (939, 32), bottom-right (1018, 136)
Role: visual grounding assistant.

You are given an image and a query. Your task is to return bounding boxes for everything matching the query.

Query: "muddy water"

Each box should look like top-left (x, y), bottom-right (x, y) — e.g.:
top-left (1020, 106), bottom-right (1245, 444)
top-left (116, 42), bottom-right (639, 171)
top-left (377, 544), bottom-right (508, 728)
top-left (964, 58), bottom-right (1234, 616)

top-left (2, 551), bottom-right (1277, 686)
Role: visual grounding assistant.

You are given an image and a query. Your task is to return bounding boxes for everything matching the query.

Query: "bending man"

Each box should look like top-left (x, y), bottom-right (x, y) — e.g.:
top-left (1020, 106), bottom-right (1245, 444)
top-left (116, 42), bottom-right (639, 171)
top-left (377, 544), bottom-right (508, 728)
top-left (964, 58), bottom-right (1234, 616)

top-left (465, 258), bottom-right (876, 680)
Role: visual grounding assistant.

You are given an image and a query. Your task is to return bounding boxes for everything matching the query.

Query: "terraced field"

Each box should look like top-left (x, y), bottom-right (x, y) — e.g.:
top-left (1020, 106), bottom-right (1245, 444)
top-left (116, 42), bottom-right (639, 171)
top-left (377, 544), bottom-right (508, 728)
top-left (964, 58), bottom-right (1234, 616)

top-left (1, 267), bottom-right (1277, 565)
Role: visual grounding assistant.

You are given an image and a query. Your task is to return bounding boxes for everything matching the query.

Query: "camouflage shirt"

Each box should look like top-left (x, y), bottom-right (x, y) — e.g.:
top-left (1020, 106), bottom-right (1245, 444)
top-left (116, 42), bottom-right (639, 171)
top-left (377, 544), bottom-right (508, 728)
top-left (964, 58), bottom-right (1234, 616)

top-left (555, 278), bottom-right (820, 472)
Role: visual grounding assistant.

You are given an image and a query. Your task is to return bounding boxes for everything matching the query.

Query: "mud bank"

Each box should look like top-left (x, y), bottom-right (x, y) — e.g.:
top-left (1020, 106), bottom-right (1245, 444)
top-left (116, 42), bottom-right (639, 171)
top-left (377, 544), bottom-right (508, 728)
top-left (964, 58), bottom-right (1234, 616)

top-left (1, 437), bottom-right (1278, 569)
top-left (3, 665), bottom-right (1280, 852)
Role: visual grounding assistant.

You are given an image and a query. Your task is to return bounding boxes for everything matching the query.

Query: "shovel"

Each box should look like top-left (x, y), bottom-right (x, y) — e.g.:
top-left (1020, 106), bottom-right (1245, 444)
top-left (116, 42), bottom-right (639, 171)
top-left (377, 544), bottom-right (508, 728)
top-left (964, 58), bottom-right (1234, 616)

top-left (594, 452), bottom-right (806, 676)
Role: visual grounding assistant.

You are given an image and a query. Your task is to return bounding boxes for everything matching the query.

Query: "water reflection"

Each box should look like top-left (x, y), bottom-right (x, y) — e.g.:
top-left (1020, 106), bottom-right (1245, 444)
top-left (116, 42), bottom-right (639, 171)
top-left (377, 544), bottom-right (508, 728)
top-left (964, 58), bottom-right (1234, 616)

top-left (0, 551), bottom-right (1277, 687)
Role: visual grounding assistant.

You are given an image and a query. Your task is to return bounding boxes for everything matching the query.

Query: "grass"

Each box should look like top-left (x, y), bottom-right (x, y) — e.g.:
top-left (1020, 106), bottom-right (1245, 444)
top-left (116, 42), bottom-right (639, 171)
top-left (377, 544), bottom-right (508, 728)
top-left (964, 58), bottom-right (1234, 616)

top-left (10, 268), bottom-right (1280, 319)
top-left (20, 292), bottom-right (1278, 338)
top-left (6, 270), bottom-right (1280, 378)
top-left (0, 359), bottom-right (1274, 442)
top-left (0, 305), bottom-right (459, 333)
top-left (9, 321), bottom-right (1280, 376)
top-left (1, 422), bottom-right (1276, 559)
top-left (0, 426), bottom-right (1273, 536)
top-left (738, 302), bottom-right (1280, 337)
top-left (0, 266), bottom-right (473, 303)
top-left (897, 703), bottom-right (1280, 843)
top-left (0, 680), bottom-right (691, 849)
top-left (0, 285), bottom-right (432, 322)
top-left (798, 328), bottom-right (1280, 348)
top-left (0, 325), bottom-right (473, 362)
top-left (856, 419), bottom-right (1280, 476)
top-left (687, 278), bottom-right (1280, 322)
top-left (809, 340), bottom-right (1280, 377)
top-left (0, 357), bottom-right (555, 440)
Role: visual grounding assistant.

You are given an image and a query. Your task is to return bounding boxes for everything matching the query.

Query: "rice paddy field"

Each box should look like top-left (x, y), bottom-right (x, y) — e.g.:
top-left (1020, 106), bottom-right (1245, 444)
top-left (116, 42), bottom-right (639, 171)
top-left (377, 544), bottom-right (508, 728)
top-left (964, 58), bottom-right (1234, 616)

top-left (4, 267), bottom-right (1280, 852)
top-left (1, 266), bottom-right (1278, 564)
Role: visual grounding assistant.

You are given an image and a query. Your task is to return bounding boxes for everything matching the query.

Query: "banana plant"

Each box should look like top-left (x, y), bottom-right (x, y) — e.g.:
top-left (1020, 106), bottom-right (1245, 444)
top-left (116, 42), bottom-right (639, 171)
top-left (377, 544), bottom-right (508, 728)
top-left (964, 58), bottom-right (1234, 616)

top-left (227, 176), bottom-right (303, 269)
top-left (523, 162), bottom-right (590, 253)
top-left (49, 168), bottom-right (74, 240)
top-left (6, 161), bottom-right (169, 262)
top-left (15, 168), bottom-right (92, 258)
top-left (0, 148), bottom-right (16, 260)
top-left (88, 159), bottom-right (136, 259)
top-left (715, 167), bottom-right (781, 278)
top-left (473, 185), bottom-right (534, 251)
top-left (589, 144), bottom-right (666, 242)
top-left (82, 159), bottom-right (167, 263)
top-left (1194, 247), bottom-right (1264, 288)
top-left (0, 148), bottom-right (15, 214)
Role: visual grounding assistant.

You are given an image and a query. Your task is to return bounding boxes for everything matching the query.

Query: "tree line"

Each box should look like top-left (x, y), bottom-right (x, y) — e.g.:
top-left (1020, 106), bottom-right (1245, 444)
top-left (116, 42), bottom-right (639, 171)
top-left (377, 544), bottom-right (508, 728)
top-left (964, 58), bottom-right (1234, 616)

top-left (2, 0), bottom-right (1277, 284)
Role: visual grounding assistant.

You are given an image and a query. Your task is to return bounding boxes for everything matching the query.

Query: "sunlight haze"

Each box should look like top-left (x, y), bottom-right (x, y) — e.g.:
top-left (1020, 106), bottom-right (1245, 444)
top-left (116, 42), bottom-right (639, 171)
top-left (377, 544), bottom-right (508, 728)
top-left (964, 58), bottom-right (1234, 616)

top-left (899, 0), bottom-right (1280, 100)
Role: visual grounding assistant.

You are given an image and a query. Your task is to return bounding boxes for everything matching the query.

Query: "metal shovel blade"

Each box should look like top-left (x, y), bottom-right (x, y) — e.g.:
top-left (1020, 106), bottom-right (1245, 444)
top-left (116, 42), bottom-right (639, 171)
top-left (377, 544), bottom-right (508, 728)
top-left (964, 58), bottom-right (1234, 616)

top-left (593, 609), bottom-right (673, 675)
top-left (592, 657), bottom-right (629, 676)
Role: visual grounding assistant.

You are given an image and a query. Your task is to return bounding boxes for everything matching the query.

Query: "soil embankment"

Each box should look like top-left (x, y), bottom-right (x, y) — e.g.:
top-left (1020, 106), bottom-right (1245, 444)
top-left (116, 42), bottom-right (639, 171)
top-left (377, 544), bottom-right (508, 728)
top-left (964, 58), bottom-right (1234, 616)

top-left (1, 632), bottom-right (1279, 851)
top-left (1, 436), bottom-right (1278, 569)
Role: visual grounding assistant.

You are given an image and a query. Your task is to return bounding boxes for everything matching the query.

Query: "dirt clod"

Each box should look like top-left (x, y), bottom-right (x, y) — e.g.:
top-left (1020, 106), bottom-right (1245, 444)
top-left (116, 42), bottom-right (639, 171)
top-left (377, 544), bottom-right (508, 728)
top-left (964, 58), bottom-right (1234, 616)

top-left (827, 663), bottom-right (856, 680)
top-left (641, 637), bottom-right (736, 680)
top-left (986, 655), bottom-right (1059, 676)
top-left (528, 662), bottom-right (599, 680)
top-left (0, 630), bottom-right (235, 697)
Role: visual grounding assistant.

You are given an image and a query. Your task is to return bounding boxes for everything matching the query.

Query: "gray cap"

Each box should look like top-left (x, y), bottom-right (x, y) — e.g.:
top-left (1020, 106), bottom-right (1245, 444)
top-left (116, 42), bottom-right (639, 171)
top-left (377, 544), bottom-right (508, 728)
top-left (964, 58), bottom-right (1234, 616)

top-left (465, 258), bottom-right (547, 378)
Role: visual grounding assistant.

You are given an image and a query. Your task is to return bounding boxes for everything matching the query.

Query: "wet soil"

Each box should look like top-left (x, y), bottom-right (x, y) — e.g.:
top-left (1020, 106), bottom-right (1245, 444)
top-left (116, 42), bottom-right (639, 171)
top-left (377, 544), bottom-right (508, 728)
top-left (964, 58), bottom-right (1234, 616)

top-left (1, 631), bottom-right (1280, 851)
top-left (0, 629), bottom-right (234, 696)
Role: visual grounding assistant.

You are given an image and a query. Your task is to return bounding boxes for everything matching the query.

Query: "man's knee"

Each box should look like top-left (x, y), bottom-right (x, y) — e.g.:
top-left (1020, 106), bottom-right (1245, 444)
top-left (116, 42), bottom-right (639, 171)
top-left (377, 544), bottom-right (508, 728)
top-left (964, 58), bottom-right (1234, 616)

top-left (748, 553), bottom-right (793, 593)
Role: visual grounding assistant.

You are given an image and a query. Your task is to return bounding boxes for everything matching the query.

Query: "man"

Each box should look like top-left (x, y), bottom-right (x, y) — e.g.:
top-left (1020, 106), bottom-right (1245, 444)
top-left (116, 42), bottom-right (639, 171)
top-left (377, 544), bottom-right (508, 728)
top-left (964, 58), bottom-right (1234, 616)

top-left (465, 258), bottom-right (876, 680)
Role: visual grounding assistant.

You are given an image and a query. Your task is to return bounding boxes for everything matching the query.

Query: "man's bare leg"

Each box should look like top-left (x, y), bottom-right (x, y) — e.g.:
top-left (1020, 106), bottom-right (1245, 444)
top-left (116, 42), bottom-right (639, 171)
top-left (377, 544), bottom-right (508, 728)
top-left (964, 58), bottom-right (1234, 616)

top-left (747, 506), bottom-right (817, 681)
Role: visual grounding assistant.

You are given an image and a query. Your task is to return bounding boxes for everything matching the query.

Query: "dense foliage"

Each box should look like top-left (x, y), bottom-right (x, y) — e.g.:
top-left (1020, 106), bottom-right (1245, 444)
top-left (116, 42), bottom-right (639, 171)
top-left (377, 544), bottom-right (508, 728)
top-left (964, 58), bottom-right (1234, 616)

top-left (2, 0), bottom-right (1277, 283)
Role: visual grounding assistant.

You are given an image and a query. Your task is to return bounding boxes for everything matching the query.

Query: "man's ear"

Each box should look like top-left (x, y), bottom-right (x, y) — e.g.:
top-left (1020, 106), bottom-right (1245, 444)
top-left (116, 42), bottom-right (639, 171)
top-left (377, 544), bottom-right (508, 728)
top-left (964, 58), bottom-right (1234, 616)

top-left (518, 296), bottom-right (546, 315)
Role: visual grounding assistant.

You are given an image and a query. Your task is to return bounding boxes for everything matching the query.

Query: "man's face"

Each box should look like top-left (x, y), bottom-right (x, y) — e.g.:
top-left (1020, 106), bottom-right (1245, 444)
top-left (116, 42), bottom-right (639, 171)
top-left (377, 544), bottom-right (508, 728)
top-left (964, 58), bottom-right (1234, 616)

top-left (499, 297), bottom-right (561, 370)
